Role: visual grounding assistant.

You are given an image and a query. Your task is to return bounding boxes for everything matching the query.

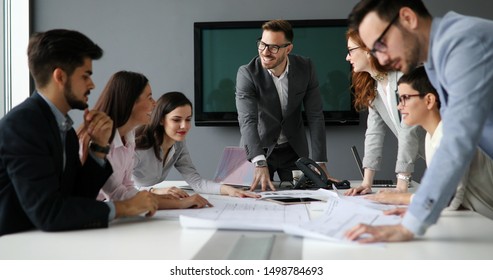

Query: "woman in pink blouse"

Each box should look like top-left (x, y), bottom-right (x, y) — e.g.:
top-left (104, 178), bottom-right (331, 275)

top-left (78, 71), bottom-right (211, 209)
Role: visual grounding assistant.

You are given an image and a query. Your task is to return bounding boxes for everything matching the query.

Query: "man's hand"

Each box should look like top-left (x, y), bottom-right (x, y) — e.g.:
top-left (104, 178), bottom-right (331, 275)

top-left (114, 191), bottom-right (159, 218)
top-left (345, 224), bottom-right (414, 243)
top-left (249, 167), bottom-right (275, 192)
top-left (83, 109), bottom-right (112, 146)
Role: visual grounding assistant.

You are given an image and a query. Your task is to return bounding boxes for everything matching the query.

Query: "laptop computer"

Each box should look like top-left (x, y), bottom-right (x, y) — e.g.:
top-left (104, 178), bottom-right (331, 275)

top-left (350, 145), bottom-right (396, 187)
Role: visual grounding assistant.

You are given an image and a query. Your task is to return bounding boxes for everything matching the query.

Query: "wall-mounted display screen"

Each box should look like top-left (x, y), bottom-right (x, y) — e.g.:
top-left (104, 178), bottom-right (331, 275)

top-left (194, 19), bottom-right (358, 126)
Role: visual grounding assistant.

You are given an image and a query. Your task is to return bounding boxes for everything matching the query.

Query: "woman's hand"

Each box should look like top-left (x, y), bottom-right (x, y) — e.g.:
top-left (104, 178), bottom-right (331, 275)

top-left (365, 192), bottom-right (411, 205)
top-left (178, 194), bottom-right (213, 209)
top-left (344, 185), bottom-right (372, 196)
top-left (383, 207), bottom-right (408, 217)
top-left (221, 185), bottom-right (261, 198)
top-left (151, 186), bottom-right (189, 198)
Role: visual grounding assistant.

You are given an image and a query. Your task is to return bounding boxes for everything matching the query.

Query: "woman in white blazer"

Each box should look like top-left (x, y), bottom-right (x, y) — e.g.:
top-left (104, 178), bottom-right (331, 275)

top-left (344, 29), bottom-right (425, 195)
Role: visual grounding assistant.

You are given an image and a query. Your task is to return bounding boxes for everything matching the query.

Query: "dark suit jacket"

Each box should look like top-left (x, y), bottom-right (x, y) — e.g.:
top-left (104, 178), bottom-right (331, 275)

top-left (235, 54), bottom-right (327, 162)
top-left (0, 93), bottom-right (112, 236)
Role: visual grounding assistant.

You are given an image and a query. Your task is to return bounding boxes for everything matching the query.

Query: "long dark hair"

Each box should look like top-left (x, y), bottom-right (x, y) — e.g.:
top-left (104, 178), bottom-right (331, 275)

top-left (91, 71), bottom-right (149, 143)
top-left (135, 91), bottom-right (193, 161)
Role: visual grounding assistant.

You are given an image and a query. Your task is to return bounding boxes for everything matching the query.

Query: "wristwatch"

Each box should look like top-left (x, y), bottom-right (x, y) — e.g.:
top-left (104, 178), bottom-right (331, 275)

top-left (89, 141), bottom-right (110, 154)
top-left (396, 173), bottom-right (412, 184)
top-left (254, 160), bottom-right (268, 168)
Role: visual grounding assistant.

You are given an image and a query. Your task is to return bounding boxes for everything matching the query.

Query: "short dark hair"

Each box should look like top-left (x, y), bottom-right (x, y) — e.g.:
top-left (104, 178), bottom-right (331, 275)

top-left (262, 19), bottom-right (294, 43)
top-left (27, 29), bottom-right (103, 88)
top-left (93, 71), bottom-right (149, 143)
top-left (398, 66), bottom-right (440, 108)
top-left (135, 92), bottom-right (193, 161)
top-left (348, 0), bottom-right (431, 30)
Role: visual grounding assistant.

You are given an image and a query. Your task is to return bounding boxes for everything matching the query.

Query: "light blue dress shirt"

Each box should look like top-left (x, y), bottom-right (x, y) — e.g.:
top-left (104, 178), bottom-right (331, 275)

top-left (37, 92), bottom-right (115, 220)
top-left (403, 12), bottom-right (493, 235)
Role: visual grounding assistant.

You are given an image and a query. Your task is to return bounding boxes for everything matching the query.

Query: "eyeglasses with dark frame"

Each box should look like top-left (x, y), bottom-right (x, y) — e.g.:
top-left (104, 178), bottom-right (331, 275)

top-left (370, 13), bottom-right (400, 57)
top-left (398, 93), bottom-right (426, 106)
top-left (257, 39), bottom-right (291, 54)
top-left (347, 46), bottom-right (361, 57)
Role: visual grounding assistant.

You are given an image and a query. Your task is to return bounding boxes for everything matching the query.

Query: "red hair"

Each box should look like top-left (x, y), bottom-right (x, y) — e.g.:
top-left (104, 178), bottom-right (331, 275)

top-left (346, 28), bottom-right (388, 111)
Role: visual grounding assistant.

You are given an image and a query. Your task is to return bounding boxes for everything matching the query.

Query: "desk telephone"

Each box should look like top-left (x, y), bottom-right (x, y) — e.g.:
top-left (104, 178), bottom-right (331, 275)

top-left (294, 157), bottom-right (351, 190)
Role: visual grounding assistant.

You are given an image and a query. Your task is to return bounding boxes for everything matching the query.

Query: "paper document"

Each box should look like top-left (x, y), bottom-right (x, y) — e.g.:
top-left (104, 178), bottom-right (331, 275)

top-left (176, 196), bottom-right (310, 231)
top-left (212, 146), bottom-right (254, 186)
top-left (260, 189), bottom-right (335, 200)
top-left (283, 195), bottom-right (402, 242)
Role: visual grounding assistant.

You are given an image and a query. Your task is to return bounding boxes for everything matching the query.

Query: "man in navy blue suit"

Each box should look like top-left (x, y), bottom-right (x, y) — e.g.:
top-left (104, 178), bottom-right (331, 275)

top-left (0, 29), bottom-right (158, 236)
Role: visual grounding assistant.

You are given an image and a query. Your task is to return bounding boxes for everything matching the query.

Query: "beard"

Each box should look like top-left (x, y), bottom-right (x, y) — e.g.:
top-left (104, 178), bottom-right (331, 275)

top-left (64, 79), bottom-right (88, 110)
top-left (402, 44), bottom-right (420, 74)
top-left (400, 29), bottom-right (421, 74)
top-left (261, 53), bottom-right (286, 71)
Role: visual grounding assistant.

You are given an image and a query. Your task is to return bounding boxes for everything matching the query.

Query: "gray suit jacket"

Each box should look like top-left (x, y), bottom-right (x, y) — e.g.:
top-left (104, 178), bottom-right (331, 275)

top-left (363, 71), bottom-right (426, 174)
top-left (235, 54), bottom-right (326, 162)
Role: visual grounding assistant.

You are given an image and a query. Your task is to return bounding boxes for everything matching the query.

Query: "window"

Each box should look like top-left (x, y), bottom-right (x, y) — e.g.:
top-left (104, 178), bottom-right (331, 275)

top-left (2, 0), bottom-right (31, 117)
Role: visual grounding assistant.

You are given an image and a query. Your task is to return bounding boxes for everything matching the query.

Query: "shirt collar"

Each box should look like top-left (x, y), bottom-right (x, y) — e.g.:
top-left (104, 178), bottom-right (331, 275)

top-left (112, 129), bottom-right (135, 148)
top-left (425, 16), bottom-right (442, 71)
top-left (36, 91), bottom-right (73, 132)
top-left (267, 57), bottom-right (290, 79)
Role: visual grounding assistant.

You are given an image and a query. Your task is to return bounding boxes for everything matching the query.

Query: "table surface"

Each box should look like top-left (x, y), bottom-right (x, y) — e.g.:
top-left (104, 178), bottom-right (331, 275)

top-left (1, 181), bottom-right (492, 260)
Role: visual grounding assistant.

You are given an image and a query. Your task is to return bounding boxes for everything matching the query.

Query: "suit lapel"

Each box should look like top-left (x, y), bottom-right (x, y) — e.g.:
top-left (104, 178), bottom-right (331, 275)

top-left (60, 129), bottom-right (79, 195)
top-left (388, 74), bottom-right (402, 124)
top-left (260, 66), bottom-right (283, 119)
top-left (32, 93), bottom-right (65, 178)
top-left (374, 96), bottom-right (398, 136)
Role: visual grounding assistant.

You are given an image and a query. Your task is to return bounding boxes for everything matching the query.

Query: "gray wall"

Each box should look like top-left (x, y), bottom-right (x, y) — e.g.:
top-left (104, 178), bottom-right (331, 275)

top-left (32, 0), bottom-right (493, 181)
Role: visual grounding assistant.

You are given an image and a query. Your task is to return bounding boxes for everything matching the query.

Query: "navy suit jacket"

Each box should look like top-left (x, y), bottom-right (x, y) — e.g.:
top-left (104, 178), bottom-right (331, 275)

top-left (0, 93), bottom-right (112, 235)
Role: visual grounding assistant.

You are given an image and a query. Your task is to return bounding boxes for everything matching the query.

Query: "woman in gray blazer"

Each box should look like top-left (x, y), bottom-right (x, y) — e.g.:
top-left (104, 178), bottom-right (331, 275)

top-left (133, 92), bottom-right (259, 199)
top-left (344, 29), bottom-right (425, 195)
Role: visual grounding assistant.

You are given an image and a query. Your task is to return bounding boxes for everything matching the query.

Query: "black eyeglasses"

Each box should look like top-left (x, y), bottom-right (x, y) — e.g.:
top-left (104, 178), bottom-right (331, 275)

top-left (398, 94), bottom-right (425, 106)
top-left (370, 13), bottom-right (400, 57)
top-left (257, 40), bottom-right (291, 54)
top-left (347, 46), bottom-right (361, 57)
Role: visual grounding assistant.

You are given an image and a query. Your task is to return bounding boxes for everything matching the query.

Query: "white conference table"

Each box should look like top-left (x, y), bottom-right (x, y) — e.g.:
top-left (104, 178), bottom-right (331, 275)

top-left (1, 181), bottom-right (493, 260)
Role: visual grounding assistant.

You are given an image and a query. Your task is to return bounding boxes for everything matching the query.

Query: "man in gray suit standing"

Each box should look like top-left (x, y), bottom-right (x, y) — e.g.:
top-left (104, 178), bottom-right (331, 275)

top-left (236, 19), bottom-right (331, 191)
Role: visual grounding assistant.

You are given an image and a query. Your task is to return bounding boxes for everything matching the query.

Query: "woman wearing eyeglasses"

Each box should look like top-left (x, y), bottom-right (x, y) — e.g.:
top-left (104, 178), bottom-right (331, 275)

top-left (366, 67), bottom-right (493, 220)
top-left (344, 28), bottom-right (426, 196)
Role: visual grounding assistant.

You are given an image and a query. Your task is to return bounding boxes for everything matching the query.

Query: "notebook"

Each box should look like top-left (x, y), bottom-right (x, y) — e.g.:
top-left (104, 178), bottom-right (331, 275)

top-left (350, 145), bottom-right (396, 187)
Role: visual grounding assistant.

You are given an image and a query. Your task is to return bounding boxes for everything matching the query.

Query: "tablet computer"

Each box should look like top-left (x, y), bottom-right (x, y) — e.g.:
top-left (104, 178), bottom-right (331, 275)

top-left (265, 197), bottom-right (322, 205)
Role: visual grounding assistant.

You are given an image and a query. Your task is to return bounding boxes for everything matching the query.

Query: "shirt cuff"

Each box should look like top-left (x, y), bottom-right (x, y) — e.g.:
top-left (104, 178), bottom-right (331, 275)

top-left (402, 211), bottom-right (429, 236)
top-left (106, 201), bottom-right (116, 220)
top-left (89, 150), bottom-right (106, 167)
top-left (252, 154), bottom-right (266, 163)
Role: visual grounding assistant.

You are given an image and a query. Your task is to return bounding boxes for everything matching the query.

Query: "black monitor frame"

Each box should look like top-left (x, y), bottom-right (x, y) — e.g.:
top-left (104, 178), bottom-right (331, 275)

top-left (194, 19), bottom-right (358, 126)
